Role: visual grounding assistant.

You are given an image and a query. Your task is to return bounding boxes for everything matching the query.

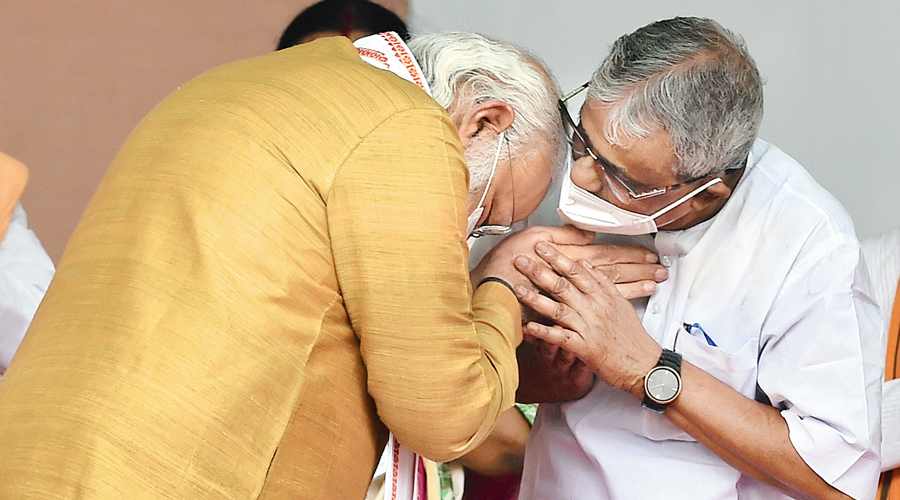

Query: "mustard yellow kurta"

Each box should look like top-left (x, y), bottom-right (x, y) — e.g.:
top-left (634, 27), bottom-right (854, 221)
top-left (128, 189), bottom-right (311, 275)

top-left (0, 37), bottom-right (521, 499)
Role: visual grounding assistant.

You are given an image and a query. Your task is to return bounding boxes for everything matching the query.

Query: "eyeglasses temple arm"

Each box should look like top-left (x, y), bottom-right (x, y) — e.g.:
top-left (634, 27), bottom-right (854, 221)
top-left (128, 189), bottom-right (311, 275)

top-left (560, 82), bottom-right (590, 104)
top-left (649, 177), bottom-right (723, 220)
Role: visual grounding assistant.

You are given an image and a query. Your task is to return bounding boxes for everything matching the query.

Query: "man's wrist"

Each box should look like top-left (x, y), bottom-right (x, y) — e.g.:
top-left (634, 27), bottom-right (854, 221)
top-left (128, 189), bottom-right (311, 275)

top-left (641, 349), bottom-right (683, 413)
top-left (478, 276), bottom-right (515, 295)
top-left (629, 347), bottom-right (664, 399)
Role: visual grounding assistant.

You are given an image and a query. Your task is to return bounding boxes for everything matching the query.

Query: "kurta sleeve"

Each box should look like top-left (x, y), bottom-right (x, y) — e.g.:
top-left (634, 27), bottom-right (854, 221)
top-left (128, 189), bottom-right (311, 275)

top-left (0, 204), bottom-right (55, 375)
top-left (0, 152), bottom-right (55, 375)
top-left (758, 233), bottom-right (882, 500)
top-left (327, 106), bottom-right (522, 462)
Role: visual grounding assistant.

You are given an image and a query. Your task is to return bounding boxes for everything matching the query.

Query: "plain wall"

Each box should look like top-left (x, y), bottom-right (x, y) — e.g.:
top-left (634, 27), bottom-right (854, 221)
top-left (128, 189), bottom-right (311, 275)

top-left (0, 0), bottom-right (408, 262)
top-left (410, 0), bottom-right (900, 244)
top-left (2, 0), bottom-right (898, 262)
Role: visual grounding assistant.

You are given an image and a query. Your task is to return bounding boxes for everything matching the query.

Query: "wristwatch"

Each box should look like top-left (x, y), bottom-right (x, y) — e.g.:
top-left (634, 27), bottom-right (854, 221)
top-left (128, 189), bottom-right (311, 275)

top-left (641, 349), bottom-right (682, 413)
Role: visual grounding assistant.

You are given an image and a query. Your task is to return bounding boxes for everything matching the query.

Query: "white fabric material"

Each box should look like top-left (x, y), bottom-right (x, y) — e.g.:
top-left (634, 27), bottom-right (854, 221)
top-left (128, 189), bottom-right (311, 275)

top-left (354, 31), bottom-right (431, 95)
top-left (383, 434), bottom-right (424, 500)
top-left (884, 379), bottom-right (900, 470)
top-left (519, 140), bottom-right (883, 500)
top-left (860, 228), bottom-right (900, 328)
top-left (0, 203), bottom-right (54, 378)
top-left (860, 227), bottom-right (900, 470)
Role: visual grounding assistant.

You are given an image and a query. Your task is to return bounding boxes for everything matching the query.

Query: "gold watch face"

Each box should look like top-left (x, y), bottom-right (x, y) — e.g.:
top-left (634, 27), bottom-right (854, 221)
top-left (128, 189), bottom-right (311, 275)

top-left (644, 366), bottom-right (681, 404)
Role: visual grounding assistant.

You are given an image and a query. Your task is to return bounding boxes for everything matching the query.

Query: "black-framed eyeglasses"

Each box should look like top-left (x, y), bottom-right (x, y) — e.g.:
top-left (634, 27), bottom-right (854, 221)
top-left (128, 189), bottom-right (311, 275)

top-left (558, 82), bottom-right (705, 203)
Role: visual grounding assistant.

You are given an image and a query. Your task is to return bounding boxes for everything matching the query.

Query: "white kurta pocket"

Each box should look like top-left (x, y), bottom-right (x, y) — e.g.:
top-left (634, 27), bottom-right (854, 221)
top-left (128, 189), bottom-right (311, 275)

top-left (641, 326), bottom-right (760, 442)
top-left (674, 325), bottom-right (759, 398)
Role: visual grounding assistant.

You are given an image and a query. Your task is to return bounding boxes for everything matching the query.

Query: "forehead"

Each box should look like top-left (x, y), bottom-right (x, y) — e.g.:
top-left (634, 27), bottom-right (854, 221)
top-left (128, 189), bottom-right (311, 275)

top-left (515, 143), bottom-right (555, 198)
top-left (521, 142), bottom-right (554, 178)
top-left (580, 102), bottom-right (679, 183)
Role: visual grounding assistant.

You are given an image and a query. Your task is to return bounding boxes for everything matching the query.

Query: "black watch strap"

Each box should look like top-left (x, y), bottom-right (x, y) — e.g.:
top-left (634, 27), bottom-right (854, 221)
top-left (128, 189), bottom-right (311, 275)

top-left (657, 349), bottom-right (682, 372)
top-left (641, 349), bottom-right (682, 413)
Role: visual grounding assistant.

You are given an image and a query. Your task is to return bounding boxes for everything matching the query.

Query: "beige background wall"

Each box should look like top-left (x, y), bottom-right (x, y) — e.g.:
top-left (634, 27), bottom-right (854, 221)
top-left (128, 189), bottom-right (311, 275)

top-left (0, 0), bottom-right (408, 262)
top-left (5, 1), bottom-right (900, 263)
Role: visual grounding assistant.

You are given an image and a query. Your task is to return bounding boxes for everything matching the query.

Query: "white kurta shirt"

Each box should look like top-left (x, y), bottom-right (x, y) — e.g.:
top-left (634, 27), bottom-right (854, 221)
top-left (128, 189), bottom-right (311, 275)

top-left (860, 227), bottom-right (900, 470)
top-left (519, 140), bottom-right (883, 500)
top-left (0, 203), bottom-right (54, 378)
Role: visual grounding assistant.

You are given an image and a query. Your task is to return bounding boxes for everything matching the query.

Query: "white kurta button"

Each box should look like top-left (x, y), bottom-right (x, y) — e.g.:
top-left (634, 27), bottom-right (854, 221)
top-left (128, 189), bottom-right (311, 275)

top-left (660, 255), bottom-right (673, 267)
top-left (651, 302), bottom-right (662, 314)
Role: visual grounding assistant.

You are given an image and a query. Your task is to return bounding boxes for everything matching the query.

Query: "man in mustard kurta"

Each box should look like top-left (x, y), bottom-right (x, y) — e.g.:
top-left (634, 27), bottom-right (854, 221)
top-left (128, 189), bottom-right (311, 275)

top-left (0, 33), bottom-right (571, 499)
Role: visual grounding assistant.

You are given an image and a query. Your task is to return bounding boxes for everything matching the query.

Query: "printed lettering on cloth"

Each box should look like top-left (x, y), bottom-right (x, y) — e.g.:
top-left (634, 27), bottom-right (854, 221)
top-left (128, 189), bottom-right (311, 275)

top-left (354, 32), bottom-right (432, 95)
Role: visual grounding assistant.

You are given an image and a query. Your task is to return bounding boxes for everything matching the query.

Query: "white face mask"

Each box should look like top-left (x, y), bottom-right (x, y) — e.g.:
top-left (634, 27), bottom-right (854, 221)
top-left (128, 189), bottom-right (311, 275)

top-left (466, 132), bottom-right (508, 237)
top-left (557, 161), bottom-right (723, 235)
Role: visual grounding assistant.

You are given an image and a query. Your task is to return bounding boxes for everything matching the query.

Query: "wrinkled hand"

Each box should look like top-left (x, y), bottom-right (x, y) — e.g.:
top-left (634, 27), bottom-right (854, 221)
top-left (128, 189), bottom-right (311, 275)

top-left (472, 225), bottom-right (593, 293)
top-left (516, 337), bottom-right (595, 403)
top-left (513, 241), bottom-right (662, 399)
top-left (471, 225), bottom-right (667, 300)
top-left (554, 241), bottom-right (667, 300)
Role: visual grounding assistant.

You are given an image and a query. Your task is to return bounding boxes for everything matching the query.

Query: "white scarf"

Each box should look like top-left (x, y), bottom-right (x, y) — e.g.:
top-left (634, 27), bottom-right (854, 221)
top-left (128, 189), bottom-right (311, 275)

top-left (354, 31), bottom-right (431, 95)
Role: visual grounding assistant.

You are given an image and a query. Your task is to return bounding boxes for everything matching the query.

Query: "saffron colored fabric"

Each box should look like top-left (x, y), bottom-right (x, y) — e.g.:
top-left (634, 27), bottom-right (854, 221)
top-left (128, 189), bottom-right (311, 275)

top-left (0, 37), bottom-right (521, 500)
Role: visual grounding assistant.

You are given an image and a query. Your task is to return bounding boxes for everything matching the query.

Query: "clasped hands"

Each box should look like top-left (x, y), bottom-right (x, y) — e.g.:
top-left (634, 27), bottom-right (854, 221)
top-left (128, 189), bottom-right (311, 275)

top-left (472, 225), bottom-right (667, 403)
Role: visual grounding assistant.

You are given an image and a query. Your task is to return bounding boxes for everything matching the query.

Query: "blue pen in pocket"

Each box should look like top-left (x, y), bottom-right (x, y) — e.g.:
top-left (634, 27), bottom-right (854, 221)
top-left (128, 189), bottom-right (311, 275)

top-left (683, 322), bottom-right (717, 347)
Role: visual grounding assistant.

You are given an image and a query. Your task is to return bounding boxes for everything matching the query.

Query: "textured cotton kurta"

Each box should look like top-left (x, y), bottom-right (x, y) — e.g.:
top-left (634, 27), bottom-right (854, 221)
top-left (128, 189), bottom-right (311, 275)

top-left (0, 37), bottom-right (522, 499)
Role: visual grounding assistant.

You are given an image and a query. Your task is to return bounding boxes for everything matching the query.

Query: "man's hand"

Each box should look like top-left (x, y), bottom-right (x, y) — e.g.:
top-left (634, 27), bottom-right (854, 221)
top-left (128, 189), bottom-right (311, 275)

top-left (471, 225), bottom-right (667, 300)
top-left (512, 241), bottom-right (662, 398)
top-left (554, 241), bottom-right (668, 300)
top-left (512, 242), bottom-right (855, 500)
top-left (516, 338), bottom-right (595, 403)
top-left (454, 406), bottom-right (532, 476)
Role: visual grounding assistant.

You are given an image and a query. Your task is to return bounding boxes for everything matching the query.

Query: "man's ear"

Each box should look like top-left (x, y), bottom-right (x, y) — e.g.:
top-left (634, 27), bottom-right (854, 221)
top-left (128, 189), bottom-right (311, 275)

top-left (455, 100), bottom-right (516, 147)
top-left (689, 180), bottom-right (732, 210)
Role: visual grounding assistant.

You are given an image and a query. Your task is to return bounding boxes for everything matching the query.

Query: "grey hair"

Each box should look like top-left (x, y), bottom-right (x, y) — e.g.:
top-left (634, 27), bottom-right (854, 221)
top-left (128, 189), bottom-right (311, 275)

top-left (407, 32), bottom-right (566, 190)
top-left (587, 17), bottom-right (764, 180)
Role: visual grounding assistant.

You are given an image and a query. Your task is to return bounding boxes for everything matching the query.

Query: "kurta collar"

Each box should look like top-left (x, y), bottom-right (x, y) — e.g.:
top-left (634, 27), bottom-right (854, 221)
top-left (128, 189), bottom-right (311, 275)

top-left (654, 146), bottom-right (759, 257)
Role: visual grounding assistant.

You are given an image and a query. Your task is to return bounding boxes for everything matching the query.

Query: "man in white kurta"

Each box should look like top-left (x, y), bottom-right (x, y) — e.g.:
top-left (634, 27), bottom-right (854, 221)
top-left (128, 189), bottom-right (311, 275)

top-left (519, 139), bottom-right (882, 499)
top-left (510, 17), bottom-right (881, 500)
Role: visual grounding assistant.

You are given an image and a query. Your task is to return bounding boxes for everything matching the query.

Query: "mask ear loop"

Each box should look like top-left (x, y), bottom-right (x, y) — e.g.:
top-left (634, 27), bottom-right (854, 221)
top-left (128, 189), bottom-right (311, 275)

top-left (506, 134), bottom-right (514, 226)
top-left (475, 131), bottom-right (506, 211)
top-left (648, 177), bottom-right (723, 221)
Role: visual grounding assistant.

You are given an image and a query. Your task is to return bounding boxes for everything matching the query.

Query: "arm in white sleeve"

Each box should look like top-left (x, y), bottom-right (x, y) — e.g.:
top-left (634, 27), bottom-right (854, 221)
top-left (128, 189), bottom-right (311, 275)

top-left (758, 237), bottom-right (882, 499)
top-left (0, 204), bottom-right (55, 374)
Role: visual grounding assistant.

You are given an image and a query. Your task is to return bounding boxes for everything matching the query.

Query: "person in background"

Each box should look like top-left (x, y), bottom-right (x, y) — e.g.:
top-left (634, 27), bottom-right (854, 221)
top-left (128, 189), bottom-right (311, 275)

top-left (276, 0), bottom-right (408, 49)
top-left (511, 16), bottom-right (881, 500)
top-left (0, 150), bottom-right (54, 380)
top-left (859, 229), bottom-right (900, 499)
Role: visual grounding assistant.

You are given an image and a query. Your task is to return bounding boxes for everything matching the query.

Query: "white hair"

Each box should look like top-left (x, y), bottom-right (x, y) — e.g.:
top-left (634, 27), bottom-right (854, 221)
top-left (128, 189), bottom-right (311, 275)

top-left (407, 32), bottom-right (566, 192)
top-left (588, 17), bottom-right (764, 179)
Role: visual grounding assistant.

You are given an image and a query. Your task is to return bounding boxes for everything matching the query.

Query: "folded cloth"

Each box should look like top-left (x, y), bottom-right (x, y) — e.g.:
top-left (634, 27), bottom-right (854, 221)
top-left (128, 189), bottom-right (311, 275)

top-left (0, 151), bottom-right (28, 239)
